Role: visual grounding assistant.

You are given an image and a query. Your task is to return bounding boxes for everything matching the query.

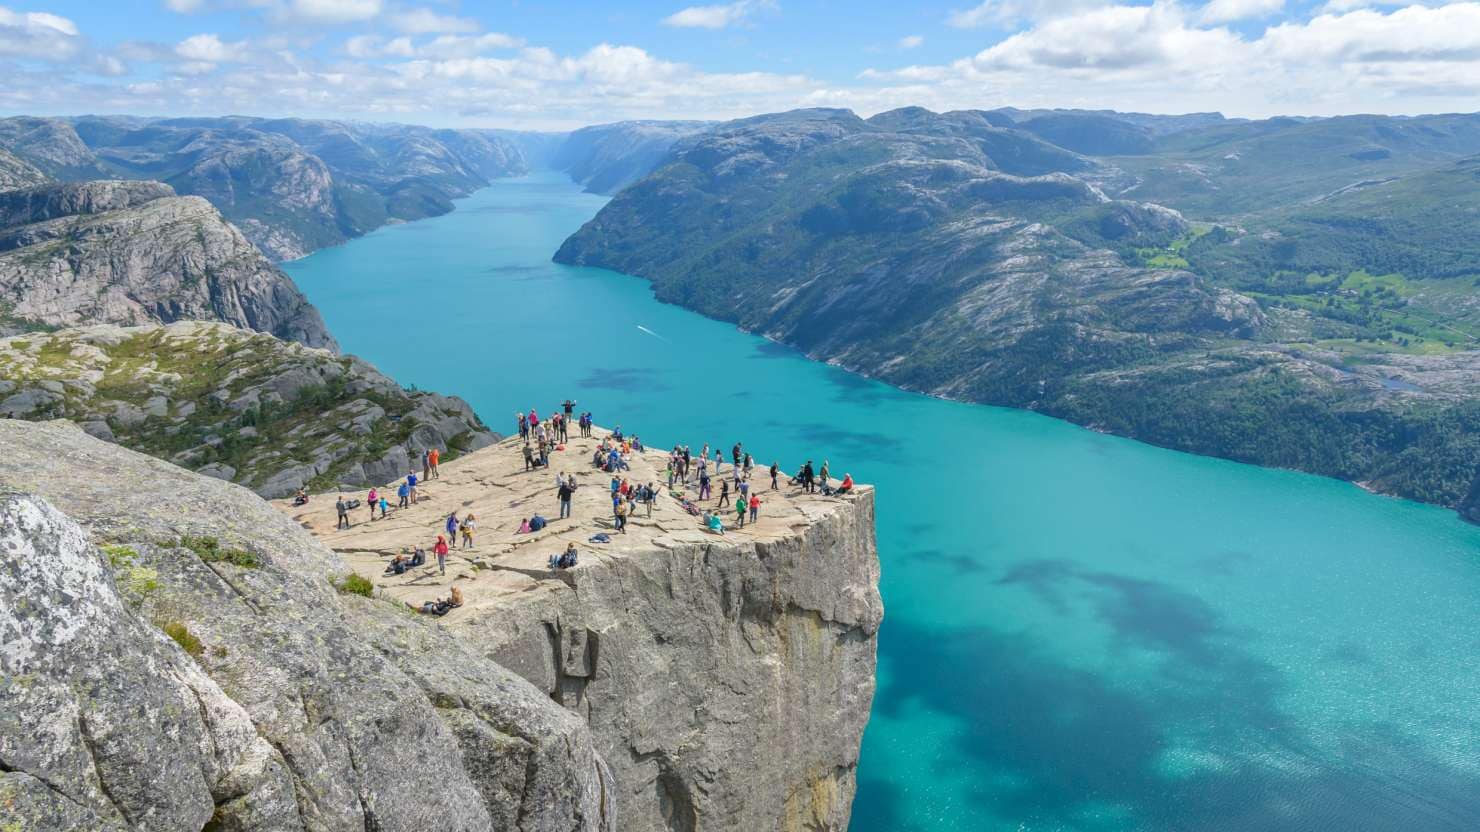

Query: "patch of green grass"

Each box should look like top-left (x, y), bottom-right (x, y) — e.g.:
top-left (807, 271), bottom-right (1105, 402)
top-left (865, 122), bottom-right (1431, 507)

top-left (161, 620), bottom-right (204, 656)
top-left (334, 573), bottom-right (374, 597)
top-left (101, 543), bottom-right (138, 567)
top-left (176, 534), bottom-right (261, 569)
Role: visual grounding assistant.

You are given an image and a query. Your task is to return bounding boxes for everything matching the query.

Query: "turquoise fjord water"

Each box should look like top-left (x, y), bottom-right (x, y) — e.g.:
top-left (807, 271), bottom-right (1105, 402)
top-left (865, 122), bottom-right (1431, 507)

top-left (287, 172), bottom-right (1480, 831)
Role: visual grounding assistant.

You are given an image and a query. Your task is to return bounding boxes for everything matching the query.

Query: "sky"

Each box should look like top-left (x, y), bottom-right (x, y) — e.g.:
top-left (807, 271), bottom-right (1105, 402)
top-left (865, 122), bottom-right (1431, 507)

top-left (2, 0), bottom-right (1480, 129)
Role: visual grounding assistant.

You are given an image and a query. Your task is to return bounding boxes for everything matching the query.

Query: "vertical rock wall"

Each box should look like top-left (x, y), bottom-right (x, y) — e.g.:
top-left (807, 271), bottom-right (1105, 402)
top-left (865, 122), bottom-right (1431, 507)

top-left (459, 491), bottom-right (883, 832)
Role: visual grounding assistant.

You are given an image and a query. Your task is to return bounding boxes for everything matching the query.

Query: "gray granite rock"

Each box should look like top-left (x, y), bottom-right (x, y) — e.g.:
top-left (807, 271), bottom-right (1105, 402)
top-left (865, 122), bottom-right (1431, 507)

top-left (0, 180), bottom-right (335, 350)
top-left (462, 491), bottom-right (883, 831)
top-left (0, 322), bottom-right (498, 499)
top-left (0, 419), bottom-right (614, 831)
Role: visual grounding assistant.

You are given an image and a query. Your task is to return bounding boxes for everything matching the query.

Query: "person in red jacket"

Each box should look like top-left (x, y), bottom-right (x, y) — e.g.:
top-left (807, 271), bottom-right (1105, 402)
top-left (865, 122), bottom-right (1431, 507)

top-left (433, 534), bottom-right (450, 576)
top-left (748, 493), bottom-right (761, 524)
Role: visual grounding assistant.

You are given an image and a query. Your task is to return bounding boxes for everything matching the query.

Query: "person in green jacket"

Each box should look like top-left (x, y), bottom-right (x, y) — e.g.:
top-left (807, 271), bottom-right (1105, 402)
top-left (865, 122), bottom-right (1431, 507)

top-left (735, 496), bottom-right (748, 528)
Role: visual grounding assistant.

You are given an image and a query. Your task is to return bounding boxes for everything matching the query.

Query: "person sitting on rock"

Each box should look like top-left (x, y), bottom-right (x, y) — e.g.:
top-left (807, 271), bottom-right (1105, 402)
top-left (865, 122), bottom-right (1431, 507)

top-left (549, 542), bottom-right (579, 570)
top-left (703, 511), bottom-right (724, 535)
top-left (409, 546), bottom-right (426, 568)
top-left (517, 517), bottom-right (532, 534)
top-left (529, 515), bottom-right (547, 532)
top-left (385, 552), bottom-right (411, 575)
top-left (293, 488), bottom-right (309, 506)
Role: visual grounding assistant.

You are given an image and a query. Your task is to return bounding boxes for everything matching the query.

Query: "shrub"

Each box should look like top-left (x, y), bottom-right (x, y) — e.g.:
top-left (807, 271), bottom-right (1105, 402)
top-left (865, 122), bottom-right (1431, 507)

top-left (101, 543), bottom-right (138, 567)
top-left (162, 621), bottom-right (203, 656)
top-left (335, 573), bottom-right (374, 597)
top-left (177, 535), bottom-right (261, 568)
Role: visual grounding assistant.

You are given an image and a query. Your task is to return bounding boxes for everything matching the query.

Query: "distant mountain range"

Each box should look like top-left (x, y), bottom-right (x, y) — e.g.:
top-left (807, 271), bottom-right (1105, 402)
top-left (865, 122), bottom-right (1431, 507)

top-left (0, 115), bottom-right (709, 261)
top-left (557, 106), bottom-right (1480, 521)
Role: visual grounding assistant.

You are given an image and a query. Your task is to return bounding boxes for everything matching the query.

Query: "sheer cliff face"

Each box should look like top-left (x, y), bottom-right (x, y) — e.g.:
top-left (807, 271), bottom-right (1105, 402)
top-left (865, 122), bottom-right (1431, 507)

top-left (0, 420), bottom-right (612, 831)
top-left (0, 180), bottom-right (335, 349)
top-left (463, 491), bottom-right (882, 831)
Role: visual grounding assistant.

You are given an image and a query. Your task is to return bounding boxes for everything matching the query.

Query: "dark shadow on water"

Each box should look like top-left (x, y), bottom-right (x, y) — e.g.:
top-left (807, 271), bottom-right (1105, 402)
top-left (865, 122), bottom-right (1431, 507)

top-left (853, 563), bottom-right (1480, 831)
top-left (901, 548), bottom-right (989, 574)
top-left (763, 419), bottom-right (903, 463)
top-left (752, 340), bottom-right (798, 359)
top-left (577, 368), bottom-right (672, 393)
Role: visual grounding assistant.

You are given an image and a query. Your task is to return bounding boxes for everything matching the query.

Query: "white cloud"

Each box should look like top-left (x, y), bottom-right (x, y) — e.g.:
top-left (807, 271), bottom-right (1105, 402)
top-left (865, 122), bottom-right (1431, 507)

top-left (899, 34), bottom-right (924, 48)
top-left (175, 33), bottom-right (248, 62)
top-left (947, 0), bottom-right (1104, 28)
top-left (419, 32), bottom-right (524, 58)
top-left (164, 0), bottom-right (205, 12)
top-left (0, 6), bottom-right (83, 59)
top-left (344, 33), bottom-right (413, 57)
top-left (1199, 0), bottom-right (1284, 24)
top-left (251, 0), bottom-right (382, 24)
top-left (12, 1), bottom-right (1480, 129)
top-left (662, 0), bottom-right (773, 29)
top-left (390, 8), bottom-right (480, 34)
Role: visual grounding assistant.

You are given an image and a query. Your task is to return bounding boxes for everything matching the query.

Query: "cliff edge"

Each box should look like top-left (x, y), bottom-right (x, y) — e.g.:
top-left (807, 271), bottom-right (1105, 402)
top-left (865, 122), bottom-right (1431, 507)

top-left (282, 428), bottom-right (883, 831)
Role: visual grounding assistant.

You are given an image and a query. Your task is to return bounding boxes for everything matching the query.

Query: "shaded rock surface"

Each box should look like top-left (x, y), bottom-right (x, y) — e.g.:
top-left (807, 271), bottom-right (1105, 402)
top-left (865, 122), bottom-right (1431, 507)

top-left (0, 321), bottom-right (496, 498)
top-left (0, 179), bottom-right (334, 347)
top-left (0, 419), bottom-right (613, 831)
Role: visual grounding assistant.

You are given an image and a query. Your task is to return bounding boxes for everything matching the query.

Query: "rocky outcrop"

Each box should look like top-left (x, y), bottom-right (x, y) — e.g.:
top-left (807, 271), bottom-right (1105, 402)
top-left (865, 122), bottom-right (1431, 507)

top-left (470, 490), bottom-right (881, 831)
top-left (0, 180), bottom-right (335, 348)
top-left (0, 321), bottom-right (496, 498)
top-left (0, 419), bottom-right (614, 831)
top-left (289, 430), bottom-right (884, 831)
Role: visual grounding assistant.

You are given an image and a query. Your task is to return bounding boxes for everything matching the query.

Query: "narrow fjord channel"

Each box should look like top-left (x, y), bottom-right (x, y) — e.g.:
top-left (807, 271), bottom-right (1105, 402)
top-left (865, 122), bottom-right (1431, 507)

top-left (287, 172), bottom-right (1480, 831)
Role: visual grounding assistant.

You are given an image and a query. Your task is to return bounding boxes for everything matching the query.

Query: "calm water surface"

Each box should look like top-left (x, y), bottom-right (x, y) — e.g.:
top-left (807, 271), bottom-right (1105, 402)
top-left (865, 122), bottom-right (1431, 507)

top-left (288, 172), bottom-right (1480, 831)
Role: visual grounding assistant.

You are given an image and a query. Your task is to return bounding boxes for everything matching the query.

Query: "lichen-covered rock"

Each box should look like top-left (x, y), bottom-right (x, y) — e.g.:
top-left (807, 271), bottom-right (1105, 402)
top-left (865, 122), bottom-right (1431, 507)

top-left (0, 322), bottom-right (497, 498)
top-left (0, 419), bottom-right (614, 831)
top-left (0, 180), bottom-right (335, 349)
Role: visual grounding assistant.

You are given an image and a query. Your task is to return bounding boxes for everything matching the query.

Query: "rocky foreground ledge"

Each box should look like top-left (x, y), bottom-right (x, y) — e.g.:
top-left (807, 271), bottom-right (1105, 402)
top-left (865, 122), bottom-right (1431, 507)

top-left (0, 419), bottom-right (882, 831)
top-left (282, 429), bottom-right (883, 831)
top-left (0, 322), bottom-right (496, 499)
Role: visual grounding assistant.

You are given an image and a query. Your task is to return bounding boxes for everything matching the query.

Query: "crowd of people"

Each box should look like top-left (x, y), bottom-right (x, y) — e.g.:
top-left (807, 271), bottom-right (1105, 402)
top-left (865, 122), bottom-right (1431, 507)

top-left (323, 397), bottom-right (858, 616)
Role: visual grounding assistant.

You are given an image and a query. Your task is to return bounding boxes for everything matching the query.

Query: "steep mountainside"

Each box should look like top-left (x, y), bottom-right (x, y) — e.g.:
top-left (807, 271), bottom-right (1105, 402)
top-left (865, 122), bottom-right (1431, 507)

top-left (557, 106), bottom-right (1480, 518)
top-left (0, 322), bottom-right (496, 498)
top-left (0, 419), bottom-right (612, 831)
top-left (0, 180), bottom-right (334, 347)
top-left (0, 116), bottom-right (534, 260)
top-left (0, 148), bottom-right (47, 191)
top-left (552, 120), bottom-right (712, 194)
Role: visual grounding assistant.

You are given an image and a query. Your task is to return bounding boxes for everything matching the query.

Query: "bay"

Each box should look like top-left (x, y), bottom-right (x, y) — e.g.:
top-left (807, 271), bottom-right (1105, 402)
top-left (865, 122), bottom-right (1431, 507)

top-left (287, 171), bottom-right (1480, 831)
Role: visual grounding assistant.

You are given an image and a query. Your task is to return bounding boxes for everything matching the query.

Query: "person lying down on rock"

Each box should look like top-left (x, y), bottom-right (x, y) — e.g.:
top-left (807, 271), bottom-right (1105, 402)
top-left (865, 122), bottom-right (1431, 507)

top-left (408, 585), bottom-right (463, 616)
top-left (384, 547), bottom-right (427, 575)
